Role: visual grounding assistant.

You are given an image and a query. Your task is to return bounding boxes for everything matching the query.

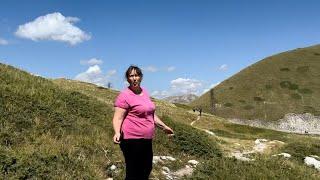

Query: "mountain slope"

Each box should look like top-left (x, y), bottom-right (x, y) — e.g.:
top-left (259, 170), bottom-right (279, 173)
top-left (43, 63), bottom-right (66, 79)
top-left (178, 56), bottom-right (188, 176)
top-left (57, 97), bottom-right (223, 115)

top-left (191, 45), bottom-right (320, 121)
top-left (1, 63), bottom-right (319, 179)
top-left (0, 63), bottom-right (221, 179)
top-left (0, 63), bottom-right (116, 178)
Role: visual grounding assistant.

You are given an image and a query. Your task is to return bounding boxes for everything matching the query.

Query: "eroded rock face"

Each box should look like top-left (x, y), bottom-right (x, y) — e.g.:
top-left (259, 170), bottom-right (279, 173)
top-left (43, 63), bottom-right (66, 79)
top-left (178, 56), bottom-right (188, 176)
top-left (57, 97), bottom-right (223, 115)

top-left (277, 113), bottom-right (320, 134)
top-left (228, 113), bottom-right (320, 135)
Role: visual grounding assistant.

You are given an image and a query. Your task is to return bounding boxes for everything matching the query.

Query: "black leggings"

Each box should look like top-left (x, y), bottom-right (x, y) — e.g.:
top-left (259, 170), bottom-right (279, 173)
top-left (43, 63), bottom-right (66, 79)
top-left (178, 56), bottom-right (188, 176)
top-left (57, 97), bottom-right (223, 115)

top-left (120, 139), bottom-right (153, 180)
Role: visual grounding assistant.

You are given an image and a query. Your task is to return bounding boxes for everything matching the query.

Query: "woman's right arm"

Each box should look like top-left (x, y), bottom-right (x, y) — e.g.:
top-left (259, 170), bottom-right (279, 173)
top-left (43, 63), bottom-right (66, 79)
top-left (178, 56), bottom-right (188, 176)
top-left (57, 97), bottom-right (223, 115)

top-left (112, 107), bottom-right (127, 144)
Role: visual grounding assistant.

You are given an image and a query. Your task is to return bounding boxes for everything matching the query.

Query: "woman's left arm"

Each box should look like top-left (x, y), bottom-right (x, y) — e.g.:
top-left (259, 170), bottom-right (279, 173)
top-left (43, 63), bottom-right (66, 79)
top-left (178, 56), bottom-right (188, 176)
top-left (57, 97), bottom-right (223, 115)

top-left (154, 114), bottom-right (174, 135)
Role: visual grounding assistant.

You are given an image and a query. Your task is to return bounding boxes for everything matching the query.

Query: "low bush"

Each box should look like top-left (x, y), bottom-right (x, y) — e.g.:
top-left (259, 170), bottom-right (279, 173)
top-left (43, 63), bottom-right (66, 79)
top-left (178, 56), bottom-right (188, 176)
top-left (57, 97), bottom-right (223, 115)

top-left (280, 67), bottom-right (290, 71)
top-left (298, 88), bottom-right (313, 94)
top-left (280, 81), bottom-right (291, 89)
top-left (291, 93), bottom-right (302, 100)
top-left (288, 83), bottom-right (299, 90)
top-left (279, 81), bottom-right (299, 90)
top-left (238, 99), bottom-right (246, 103)
top-left (296, 66), bottom-right (309, 73)
top-left (154, 116), bottom-right (222, 158)
top-left (253, 96), bottom-right (264, 102)
top-left (224, 103), bottom-right (233, 107)
top-left (265, 84), bottom-right (272, 90)
top-left (243, 105), bottom-right (254, 110)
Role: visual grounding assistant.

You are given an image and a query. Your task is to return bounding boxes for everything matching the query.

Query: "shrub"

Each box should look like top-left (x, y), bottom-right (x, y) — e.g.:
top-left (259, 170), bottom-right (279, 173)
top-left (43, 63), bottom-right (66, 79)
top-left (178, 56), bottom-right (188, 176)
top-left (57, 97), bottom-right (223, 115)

top-left (280, 81), bottom-right (291, 88)
top-left (238, 99), bottom-right (246, 103)
top-left (291, 93), bottom-right (302, 100)
top-left (298, 88), bottom-right (313, 94)
top-left (288, 83), bottom-right (299, 90)
top-left (243, 105), bottom-right (254, 110)
top-left (296, 66), bottom-right (309, 73)
top-left (97, 86), bottom-right (108, 90)
top-left (224, 103), bottom-right (233, 107)
top-left (265, 84), bottom-right (272, 90)
top-left (155, 116), bottom-right (222, 158)
top-left (279, 81), bottom-right (299, 90)
top-left (253, 96), bottom-right (264, 102)
top-left (280, 67), bottom-right (290, 71)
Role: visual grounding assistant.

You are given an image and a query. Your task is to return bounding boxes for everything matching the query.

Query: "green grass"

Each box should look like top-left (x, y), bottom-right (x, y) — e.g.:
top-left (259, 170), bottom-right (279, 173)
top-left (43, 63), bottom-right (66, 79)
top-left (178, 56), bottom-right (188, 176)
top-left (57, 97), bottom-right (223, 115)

top-left (189, 156), bottom-right (320, 180)
top-left (173, 103), bottom-right (193, 110)
top-left (1, 63), bottom-right (320, 179)
top-left (154, 116), bottom-right (222, 158)
top-left (281, 138), bottom-right (320, 162)
top-left (0, 64), bottom-right (118, 179)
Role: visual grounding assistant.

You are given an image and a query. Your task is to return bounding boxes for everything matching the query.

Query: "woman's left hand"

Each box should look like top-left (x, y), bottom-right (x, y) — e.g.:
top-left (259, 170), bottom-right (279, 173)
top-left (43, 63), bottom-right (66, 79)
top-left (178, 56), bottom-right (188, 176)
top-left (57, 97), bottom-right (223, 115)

top-left (163, 126), bottom-right (174, 136)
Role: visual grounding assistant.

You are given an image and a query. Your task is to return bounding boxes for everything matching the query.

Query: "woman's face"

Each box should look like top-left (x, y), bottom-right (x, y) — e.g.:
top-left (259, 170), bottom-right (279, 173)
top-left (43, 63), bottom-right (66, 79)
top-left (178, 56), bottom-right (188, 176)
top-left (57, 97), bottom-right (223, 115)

top-left (128, 69), bottom-right (141, 88)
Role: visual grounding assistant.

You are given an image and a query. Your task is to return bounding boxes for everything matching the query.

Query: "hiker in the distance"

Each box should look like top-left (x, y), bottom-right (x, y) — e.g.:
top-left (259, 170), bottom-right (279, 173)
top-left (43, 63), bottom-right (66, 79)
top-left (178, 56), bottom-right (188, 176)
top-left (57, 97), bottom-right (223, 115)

top-left (112, 65), bottom-right (174, 180)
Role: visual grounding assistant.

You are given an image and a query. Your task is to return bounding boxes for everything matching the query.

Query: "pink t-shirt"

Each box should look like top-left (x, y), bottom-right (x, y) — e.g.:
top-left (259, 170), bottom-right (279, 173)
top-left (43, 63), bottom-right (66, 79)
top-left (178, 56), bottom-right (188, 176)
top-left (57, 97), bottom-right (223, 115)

top-left (114, 87), bottom-right (156, 139)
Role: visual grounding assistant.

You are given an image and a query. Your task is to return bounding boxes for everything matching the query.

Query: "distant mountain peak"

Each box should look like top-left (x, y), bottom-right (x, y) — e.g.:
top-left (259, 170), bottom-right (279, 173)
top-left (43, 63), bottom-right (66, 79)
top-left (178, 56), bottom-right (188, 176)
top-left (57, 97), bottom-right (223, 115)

top-left (163, 94), bottom-right (198, 104)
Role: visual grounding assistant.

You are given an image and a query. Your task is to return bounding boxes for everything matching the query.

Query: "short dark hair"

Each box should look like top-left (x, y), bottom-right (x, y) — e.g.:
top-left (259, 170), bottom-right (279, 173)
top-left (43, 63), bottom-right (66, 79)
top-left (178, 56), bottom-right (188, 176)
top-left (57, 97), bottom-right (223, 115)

top-left (125, 65), bottom-right (143, 81)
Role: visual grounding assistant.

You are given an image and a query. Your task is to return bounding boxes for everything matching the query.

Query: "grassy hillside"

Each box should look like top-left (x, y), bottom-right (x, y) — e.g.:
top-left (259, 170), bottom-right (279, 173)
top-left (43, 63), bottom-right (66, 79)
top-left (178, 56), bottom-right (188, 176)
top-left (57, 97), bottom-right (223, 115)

top-left (0, 63), bottom-right (116, 178)
top-left (0, 63), bottom-right (221, 179)
top-left (191, 45), bottom-right (320, 121)
top-left (1, 63), bottom-right (320, 179)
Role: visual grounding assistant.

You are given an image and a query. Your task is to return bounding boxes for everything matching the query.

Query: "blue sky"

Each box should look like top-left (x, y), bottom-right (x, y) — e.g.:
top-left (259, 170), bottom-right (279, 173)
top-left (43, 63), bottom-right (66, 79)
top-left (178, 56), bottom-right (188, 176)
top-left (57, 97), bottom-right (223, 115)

top-left (1, 0), bottom-right (320, 98)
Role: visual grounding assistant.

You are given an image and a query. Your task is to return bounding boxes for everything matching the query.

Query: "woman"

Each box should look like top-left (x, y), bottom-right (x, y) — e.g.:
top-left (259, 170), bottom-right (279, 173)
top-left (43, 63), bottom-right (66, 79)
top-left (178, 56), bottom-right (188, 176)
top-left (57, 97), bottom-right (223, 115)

top-left (112, 65), bottom-right (174, 180)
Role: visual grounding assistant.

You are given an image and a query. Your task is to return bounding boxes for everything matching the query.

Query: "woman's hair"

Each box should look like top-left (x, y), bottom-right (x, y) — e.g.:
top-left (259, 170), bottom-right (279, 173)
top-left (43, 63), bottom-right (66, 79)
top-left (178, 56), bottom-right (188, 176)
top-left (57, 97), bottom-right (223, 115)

top-left (125, 65), bottom-right (143, 81)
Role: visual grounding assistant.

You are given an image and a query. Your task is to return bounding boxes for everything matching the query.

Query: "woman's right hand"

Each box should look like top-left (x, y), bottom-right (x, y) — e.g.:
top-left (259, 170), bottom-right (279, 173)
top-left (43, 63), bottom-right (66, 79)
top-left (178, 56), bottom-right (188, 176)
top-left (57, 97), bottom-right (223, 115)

top-left (113, 132), bottom-right (121, 144)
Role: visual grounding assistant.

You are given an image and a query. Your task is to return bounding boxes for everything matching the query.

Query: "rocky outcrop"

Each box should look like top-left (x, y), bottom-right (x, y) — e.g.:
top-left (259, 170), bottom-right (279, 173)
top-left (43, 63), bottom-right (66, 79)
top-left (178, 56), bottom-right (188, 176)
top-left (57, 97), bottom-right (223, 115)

top-left (230, 139), bottom-right (285, 161)
top-left (228, 113), bottom-right (320, 135)
top-left (153, 155), bottom-right (199, 180)
top-left (304, 156), bottom-right (320, 171)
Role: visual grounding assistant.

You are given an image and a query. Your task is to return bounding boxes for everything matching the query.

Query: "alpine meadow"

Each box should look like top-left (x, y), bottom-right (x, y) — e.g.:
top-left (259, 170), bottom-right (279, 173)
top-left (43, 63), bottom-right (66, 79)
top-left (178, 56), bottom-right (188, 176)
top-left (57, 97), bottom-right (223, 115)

top-left (1, 44), bottom-right (320, 179)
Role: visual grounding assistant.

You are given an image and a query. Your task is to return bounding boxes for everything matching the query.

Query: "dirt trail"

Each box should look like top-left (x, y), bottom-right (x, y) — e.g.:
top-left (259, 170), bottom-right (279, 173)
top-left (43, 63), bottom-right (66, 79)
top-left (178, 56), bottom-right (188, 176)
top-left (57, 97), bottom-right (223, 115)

top-left (190, 116), bottom-right (200, 126)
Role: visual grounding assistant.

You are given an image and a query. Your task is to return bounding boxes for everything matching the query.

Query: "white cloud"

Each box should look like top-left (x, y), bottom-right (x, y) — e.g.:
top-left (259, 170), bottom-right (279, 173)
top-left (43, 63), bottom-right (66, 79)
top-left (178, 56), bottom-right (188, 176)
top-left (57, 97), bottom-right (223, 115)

top-left (0, 38), bottom-right (8, 45)
top-left (15, 12), bottom-right (90, 45)
top-left (75, 65), bottom-right (116, 87)
top-left (143, 66), bottom-right (158, 72)
top-left (152, 78), bottom-right (204, 99)
top-left (171, 78), bottom-right (203, 94)
top-left (151, 90), bottom-right (169, 99)
top-left (167, 66), bottom-right (175, 72)
top-left (107, 69), bottom-right (117, 76)
top-left (218, 64), bottom-right (228, 71)
top-left (80, 58), bottom-right (103, 66)
top-left (86, 65), bottom-right (101, 74)
top-left (151, 77), bottom-right (222, 99)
